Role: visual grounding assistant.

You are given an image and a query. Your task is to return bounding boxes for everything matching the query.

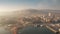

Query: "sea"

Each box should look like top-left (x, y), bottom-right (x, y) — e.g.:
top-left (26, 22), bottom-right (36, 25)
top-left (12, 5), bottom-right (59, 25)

top-left (17, 26), bottom-right (55, 34)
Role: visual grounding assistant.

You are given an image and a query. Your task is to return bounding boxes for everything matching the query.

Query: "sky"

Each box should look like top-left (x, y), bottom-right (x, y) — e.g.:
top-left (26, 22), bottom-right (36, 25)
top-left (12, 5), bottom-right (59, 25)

top-left (0, 0), bottom-right (60, 12)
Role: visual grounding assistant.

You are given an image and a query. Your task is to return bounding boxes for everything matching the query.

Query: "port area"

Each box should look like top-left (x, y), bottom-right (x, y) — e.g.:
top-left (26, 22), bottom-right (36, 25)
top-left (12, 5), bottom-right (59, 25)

top-left (45, 23), bottom-right (60, 34)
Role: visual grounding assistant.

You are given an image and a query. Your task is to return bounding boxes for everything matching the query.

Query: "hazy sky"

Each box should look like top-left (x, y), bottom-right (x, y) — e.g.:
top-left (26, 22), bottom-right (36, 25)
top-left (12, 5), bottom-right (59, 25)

top-left (0, 0), bottom-right (60, 12)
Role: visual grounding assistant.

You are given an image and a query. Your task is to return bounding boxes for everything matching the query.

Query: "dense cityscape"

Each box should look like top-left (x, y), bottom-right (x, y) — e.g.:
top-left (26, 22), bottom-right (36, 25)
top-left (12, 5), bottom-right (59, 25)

top-left (0, 0), bottom-right (60, 34)
top-left (0, 12), bottom-right (60, 34)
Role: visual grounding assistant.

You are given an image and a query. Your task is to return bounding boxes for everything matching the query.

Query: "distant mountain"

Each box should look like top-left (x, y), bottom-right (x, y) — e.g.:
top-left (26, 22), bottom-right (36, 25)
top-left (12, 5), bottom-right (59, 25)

top-left (1, 9), bottom-right (60, 17)
top-left (13, 9), bottom-right (60, 16)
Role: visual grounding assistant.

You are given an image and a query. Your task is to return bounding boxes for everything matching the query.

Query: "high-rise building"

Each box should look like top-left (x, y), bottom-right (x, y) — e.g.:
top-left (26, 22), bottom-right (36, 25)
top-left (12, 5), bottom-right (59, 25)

top-left (48, 12), bottom-right (51, 16)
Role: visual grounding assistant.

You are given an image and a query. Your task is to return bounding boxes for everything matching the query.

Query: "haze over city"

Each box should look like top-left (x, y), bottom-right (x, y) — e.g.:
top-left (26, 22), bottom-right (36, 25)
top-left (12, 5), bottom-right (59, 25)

top-left (0, 0), bottom-right (60, 34)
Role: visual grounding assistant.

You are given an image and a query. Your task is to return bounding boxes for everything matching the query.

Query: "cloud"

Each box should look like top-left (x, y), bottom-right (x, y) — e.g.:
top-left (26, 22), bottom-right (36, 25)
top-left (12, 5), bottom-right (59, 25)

top-left (37, 0), bottom-right (60, 10)
top-left (0, 2), bottom-right (37, 12)
top-left (0, 0), bottom-right (60, 12)
top-left (0, 4), bottom-right (33, 12)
